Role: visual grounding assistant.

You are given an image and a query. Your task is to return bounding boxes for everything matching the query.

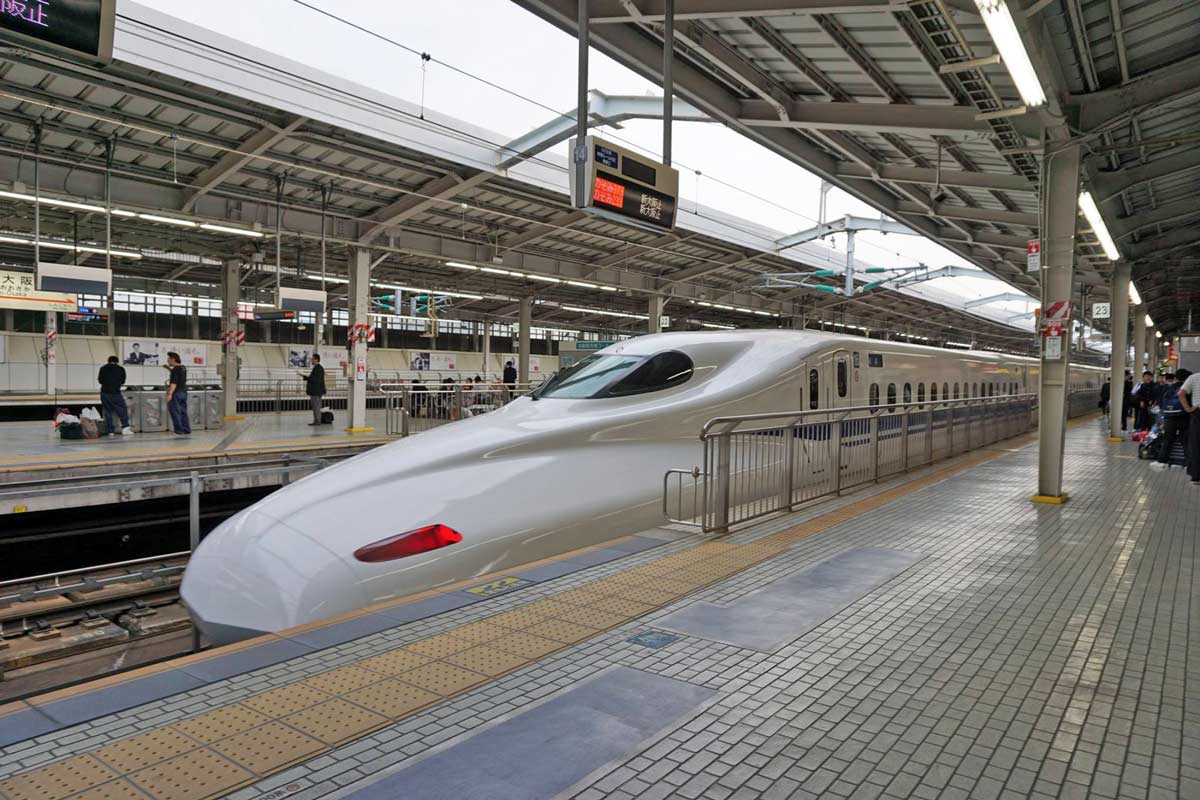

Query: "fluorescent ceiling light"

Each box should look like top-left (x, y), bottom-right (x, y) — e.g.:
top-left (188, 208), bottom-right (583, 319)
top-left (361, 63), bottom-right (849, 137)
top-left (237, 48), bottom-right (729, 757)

top-left (561, 304), bottom-right (647, 320)
top-left (110, 209), bottom-right (136, 217)
top-left (975, 0), bottom-right (1046, 106)
top-left (566, 280), bottom-right (596, 289)
top-left (0, 234), bottom-right (141, 259)
top-left (526, 274), bottom-right (561, 283)
top-left (1155, 331), bottom-right (1162, 339)
top-left (480, 266), bottom-right (509, 275)
top-left (1145, 315), bottom-right (1155, 327)
top-left (138, 213), bottom-right (196, 228)
top-left (0, 190), bottom-right (108, 214)
top-left (701, 322), bottom-right (735, 330)
top-left (1128, 283), bottom-right (1141, 305)
top-left (445, 261), bottom-right (478, 270)
top-left (1078, 192), bottom-right (1120, 260)
top-left (199, 223), bottom-right (264, 238)
top-left (599, 285), bottom-right (618, 292)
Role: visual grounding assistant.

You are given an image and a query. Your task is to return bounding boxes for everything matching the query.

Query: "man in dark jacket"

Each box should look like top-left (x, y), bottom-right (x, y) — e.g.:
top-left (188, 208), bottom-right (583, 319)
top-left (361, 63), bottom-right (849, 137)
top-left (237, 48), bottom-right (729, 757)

top-left (1100, 378), bottom-right (1111, 417)
top-left (1121, 372), bottom-right (1134, 432)
top-left (98, 356), bottom-right (133, 436)
top-left (301, 354), bottom-right (327, 425)
top-left (1133, 370), bottom-right (1158, 430)
top-left (1152, 371), bottom-right (1187, 469)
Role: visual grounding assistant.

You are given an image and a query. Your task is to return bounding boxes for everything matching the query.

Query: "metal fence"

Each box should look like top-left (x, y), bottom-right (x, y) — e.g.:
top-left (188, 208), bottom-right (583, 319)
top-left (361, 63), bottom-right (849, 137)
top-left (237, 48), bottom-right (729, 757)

top-left (381, 382), bottom-right (538, 435)
top-left (664, 390), bottom-right (1098, 534)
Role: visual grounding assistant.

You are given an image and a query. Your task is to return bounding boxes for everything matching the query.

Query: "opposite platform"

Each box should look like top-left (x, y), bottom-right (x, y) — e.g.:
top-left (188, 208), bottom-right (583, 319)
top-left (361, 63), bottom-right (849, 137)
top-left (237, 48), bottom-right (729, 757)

top-left (1, 418), bottom-right (1195, 800)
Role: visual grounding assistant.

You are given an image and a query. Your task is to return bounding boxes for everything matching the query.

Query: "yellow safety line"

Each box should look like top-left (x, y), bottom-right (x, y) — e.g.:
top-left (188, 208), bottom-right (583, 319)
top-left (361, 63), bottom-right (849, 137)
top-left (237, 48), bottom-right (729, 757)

top-left (1, 437), bottom-right (1025, 800)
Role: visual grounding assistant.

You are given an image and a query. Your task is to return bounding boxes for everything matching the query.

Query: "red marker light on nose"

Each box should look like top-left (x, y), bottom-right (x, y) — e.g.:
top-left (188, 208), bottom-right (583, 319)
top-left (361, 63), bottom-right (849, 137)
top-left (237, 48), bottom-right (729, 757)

top-left (353, 524), bottom-right (463, 563)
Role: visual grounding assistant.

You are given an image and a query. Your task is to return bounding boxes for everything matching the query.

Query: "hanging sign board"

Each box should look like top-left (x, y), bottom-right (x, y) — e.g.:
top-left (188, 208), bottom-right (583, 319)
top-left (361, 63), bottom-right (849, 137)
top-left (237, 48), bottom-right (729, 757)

top-left (1091, 302), bottom-right (1111, 319)
top-left (0, 0), bottom-right (116, 65)
top-left (569, 135), bottom-right (679, 232)
top-left (1026, 240), bottom-right (1040, 273)
top-left (0, 270), bottom-right (76, 312)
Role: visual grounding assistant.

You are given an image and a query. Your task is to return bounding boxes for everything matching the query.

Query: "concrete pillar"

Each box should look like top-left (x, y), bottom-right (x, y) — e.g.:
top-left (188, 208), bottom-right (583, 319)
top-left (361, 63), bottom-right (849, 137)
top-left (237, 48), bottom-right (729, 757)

top-left (648, 295), bottom-right (666, 334)
top-left (3, 309), bottom-right (13, 330)
top-left (1107, 262), bottom-right (1131, 440)
top-left (221, 259), bottom-right (243, 420)
top-left (1132, 308), bottom-right (1145, 376)
top-left (378, 322), bottom-right (387, 350)
top-left (1034, 143), bottom-right (1081, 502)
top-left (481, 321), bottom-right (491, 380)
top-left (190, 300), bottom-right (200, 340)
top-left (44, 312), bottom-right (57, 395)
top-left (261, 320), bottom-right (271, 343)
top-left (346, 247), bottom-right (371, 431)
top-left (517, 298), bottom-right (532, 385)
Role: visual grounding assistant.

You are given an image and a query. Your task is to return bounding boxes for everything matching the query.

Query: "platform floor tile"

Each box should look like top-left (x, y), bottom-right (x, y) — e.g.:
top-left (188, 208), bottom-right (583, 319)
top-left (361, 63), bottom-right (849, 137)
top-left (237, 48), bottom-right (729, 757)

top-left (127, 749), bottom-right (252, 800)
top-left (209, 722), bottom-right (324, 775)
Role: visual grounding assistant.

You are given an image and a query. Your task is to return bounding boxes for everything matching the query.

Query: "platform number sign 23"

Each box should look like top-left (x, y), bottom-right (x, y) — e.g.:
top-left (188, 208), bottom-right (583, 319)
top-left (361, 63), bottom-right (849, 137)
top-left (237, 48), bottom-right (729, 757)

top-left (1092, 302), bottom-right (1111, 320)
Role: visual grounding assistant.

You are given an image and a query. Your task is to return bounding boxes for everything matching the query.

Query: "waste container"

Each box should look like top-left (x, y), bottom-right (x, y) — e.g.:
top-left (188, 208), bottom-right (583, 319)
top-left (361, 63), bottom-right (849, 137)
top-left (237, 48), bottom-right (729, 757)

top-left (203, 387), bottom-right (224, 430)
top-left (121, 388), bottom-right (139, 432)
top-left (186, 391), bottom-right (205, 431)
top-left (137, 387), bottom-right (169, 432)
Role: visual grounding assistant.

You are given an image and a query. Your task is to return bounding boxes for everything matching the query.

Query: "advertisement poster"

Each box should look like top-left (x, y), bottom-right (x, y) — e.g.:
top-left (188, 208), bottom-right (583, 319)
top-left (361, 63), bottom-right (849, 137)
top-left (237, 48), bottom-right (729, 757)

top-left (409, 352), bottom-right (457, 371)
top-left (121, 340), bottom-right (207, 367)
top-left (409, 351), bottom-right (430, 371)
top-left (288, 348), bottom-right (313, 367)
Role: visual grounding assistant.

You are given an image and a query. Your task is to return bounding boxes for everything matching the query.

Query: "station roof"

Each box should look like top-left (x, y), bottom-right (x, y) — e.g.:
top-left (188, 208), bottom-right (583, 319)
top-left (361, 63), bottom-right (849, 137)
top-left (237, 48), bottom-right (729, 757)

top-left (0, 2), bottom-right (1139, 352)
top-left (514, 0), bottom-right (1200, 334)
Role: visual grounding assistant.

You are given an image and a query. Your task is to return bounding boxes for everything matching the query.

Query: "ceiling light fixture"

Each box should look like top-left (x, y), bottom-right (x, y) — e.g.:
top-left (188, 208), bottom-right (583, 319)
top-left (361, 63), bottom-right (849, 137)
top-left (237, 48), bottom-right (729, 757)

top-left (1078, 192), bottom-right (1120, 260)
top-left (974, 0), bottom-right (1046, 106)
top-left (137, 213), bottom-right (196, 228)
top-left (199, 223), bottom-right (264, 238)
top-left (1129, 283), bottom-right (1141, 305)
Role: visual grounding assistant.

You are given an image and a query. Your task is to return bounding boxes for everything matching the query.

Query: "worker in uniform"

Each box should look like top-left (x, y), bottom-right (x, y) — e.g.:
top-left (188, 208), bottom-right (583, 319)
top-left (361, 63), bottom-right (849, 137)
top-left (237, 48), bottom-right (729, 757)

top-left (1132, 370), bottom-right (1157, 431)
top-left (165, 351), bottom-right (191, 435)
top-left (1178, 369), bottom-right (1200, 484)
top-left (301, 354), bottom-right (327, 425)
top-left (97, 356), bottom-right (133, 436)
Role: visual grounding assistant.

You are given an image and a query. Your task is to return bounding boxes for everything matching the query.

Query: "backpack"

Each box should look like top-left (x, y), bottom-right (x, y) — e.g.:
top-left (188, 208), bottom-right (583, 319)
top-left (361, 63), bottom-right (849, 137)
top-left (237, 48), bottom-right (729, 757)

top-left (59, 422), bottom-right (84, 440)
top-left (320, 410), bottom-right (334, 424)
top-left (1160, 384), bottom-right (1183, 415)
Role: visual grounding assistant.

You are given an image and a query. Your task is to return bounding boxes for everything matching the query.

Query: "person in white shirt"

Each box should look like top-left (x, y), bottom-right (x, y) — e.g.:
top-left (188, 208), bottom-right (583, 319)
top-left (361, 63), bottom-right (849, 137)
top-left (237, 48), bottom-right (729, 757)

top-left (1176, 369), bottom-right (1200, 483)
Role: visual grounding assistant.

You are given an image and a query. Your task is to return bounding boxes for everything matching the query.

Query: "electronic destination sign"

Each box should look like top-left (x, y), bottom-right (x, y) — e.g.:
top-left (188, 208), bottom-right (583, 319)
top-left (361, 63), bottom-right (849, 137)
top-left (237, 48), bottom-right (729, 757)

top-left (569, 135), bottom-right (679, 232)
top-left (0, 0), bottom-right (116, 64)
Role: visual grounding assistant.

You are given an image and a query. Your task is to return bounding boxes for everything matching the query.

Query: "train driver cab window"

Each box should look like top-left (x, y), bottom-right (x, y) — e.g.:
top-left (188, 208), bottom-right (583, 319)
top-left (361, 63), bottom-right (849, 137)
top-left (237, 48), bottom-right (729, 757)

top-left (917, 383), bottom-right (926, 403)
top-left (903, 383), bottom-right (912, 403)
top-left (870, 383), bottom-right (879, 408)
top-left (534, 350), bottom-right (694, 398)
top-left (887, 383), bottom-right (897, 411)
top-left (809, 369), bottom-right (819, 410)
top-left (836, 358), bottom-right (848, 398)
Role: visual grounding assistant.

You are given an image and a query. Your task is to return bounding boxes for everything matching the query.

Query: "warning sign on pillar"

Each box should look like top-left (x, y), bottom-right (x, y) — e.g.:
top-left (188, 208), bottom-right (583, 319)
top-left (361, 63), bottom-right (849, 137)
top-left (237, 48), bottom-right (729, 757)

top-left (1044, 334), bottom-right (1063, 360)
top-left (355, 356), bottom-right (366, 382)
top-left (1040, 300), bottom-right (1071, 334)
top-left (1026, 240), bottom-right (1041, 273)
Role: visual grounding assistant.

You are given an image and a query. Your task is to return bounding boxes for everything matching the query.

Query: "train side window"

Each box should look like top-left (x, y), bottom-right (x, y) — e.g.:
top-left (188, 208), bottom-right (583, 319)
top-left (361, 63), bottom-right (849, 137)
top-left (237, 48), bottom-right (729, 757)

top-left (836, 358), bottom-right (848, 398)
top-left (809, 369), bottom-right (819, 410)
top-left (972, 382), bottom-right (978, 398)
top-left (917, 383), bottom-right (926, 403)
top-left (953, 383), bottom-right (960, 399)
top-left (903, 383), bottom-right (912, 403)
top-left (943, 382), bottom-right (949, 400)
top-left (887, 383), bottom-right (897, 411)
top-left (870, 383), bottom-right (879, 407)
top-left (931, 383), bottom-right (938, 401)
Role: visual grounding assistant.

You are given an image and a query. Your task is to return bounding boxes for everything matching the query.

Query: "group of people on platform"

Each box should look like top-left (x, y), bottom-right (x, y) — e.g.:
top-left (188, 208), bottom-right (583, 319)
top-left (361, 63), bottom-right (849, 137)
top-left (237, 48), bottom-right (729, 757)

top-left (1102, 368), bottom-right (1200, 482)
top-left (95, 352), bottom-right (192, 436)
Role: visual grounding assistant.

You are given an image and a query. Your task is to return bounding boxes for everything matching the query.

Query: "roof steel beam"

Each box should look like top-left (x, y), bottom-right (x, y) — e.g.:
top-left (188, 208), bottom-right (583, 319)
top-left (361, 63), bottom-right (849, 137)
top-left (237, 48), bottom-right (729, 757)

top-left (895, 200), bottom-right (1039, 228)
top-left (588, 0), bottom-right (911, 23)
top-left (776, 216), bottom-right (917, 248)
top-left (358, 171), bottom-right (491, 244)
top-left (1072, 53), bottom-right (1200, 132)
top-left (500, 210), bottom-right (589, 250)
top-left (1091, 148), bottom-right (1200, 205)
top-left (737, 99), bottom-right (994, 136)
top-left (963, 292), bottom-right (1033, 308)
top-left (837, 163), bottom-right (1034, 193)
top-left (180, 116), bottom-right (307, 212)
top-left (1112, 198), bottom-right (1200, 241)
top-left (1127, 228), bottom-right (1200, 261)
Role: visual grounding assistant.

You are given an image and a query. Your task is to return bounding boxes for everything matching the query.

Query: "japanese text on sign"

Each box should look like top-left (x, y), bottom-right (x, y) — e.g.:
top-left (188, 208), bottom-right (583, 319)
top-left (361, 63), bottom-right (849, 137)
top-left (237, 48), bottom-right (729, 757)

top-left (1026, 240), bottom-right (1040, 273)
top-left (2, 0), bottom-right (48, 26)
top-left (0, 269), bottom-right (76, 312)
top-left (592, 176), bottom-right (626, 209)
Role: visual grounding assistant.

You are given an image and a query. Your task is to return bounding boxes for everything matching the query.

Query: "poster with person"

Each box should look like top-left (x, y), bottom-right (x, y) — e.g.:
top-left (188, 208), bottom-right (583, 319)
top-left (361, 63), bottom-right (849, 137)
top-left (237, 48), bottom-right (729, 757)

top-left (121, 340), bottom-right (207, 367)
top-left (409, 351), bottom-right (431, 371)
top-left (288, 349), bottom-right (312, 368)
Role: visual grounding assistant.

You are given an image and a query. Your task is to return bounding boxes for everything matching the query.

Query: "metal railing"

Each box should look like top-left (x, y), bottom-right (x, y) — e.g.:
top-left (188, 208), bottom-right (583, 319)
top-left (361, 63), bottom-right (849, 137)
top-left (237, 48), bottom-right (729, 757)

top-left (665, 393), bottom-right (1046, 533)
top-left (381, 382), bottom-right (538, 436)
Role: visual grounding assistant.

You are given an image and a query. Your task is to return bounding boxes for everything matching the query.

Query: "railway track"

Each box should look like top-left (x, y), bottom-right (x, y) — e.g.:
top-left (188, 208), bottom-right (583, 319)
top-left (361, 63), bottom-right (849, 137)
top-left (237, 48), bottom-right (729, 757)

top-left (0, 554), bottom-right (196, 701)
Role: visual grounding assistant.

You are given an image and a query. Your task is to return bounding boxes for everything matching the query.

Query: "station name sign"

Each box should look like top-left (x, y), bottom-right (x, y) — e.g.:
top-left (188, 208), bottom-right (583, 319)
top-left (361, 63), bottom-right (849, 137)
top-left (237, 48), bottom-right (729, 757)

top-left (0, 0), bottom-right (116, 65)
top-left (0, 269), bottom-right (77, 312)
top-left (569, 135), bottom-right (679, 232)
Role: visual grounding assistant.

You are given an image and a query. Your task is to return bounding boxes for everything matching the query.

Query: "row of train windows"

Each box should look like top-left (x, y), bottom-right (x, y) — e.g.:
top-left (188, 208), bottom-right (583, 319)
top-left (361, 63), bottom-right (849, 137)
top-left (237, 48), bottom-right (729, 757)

top-left (806, 365), bottom-right (1022, 410)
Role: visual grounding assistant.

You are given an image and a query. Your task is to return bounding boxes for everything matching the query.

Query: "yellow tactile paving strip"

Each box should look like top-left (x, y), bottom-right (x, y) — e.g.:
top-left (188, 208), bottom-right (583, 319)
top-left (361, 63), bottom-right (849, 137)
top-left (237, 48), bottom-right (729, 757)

top-left (0, 427), bottom-right (1071, 800)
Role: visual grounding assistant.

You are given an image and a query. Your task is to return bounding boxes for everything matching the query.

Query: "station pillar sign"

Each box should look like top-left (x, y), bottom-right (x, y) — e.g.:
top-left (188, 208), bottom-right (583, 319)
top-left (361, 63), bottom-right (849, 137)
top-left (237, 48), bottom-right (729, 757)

top-left (1040, 300), bottom-right (1071, 360)
top-left (1026, 240), bottom-right (1040, 273)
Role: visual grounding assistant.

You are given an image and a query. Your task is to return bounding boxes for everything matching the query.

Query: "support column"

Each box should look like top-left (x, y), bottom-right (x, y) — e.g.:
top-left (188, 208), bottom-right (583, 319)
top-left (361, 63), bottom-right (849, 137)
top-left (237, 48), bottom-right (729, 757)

top-left (648, 295), bottom-right (666, 334)
top-left (1034, 143), bottom-right (1081, 503)
top-left (1132, 307), bottom-right (1145, 376)
top-left (482, 321), bottom-right (491, 380)
top-left (190, 300), bottom-right (200, 340)
top-left (44, 312), bottom-right (56, 395)
top-left (517, 298), bottom-right (531, 385)
top-left (3, 309), bottom-right (13, 330)
top-left (346, 247), bottom-right (371, 431)
top-left (1107, 262), bottom-right (1131, 440)
top-left (260, 320), bottom-right (271, 343)
top-left (221, 259), bottom-right (243, 420)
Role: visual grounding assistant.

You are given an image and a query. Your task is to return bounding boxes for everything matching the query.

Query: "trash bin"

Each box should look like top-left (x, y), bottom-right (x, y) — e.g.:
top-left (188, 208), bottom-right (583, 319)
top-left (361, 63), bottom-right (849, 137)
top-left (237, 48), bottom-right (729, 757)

top-left (186, 391), bottom-right (205, 431)
top-left (137, 388), bottom-right (169, 432)
top-left (121, 388), bottom-right (139, 432)
top-left (204, 387), bottom-right (224, 430)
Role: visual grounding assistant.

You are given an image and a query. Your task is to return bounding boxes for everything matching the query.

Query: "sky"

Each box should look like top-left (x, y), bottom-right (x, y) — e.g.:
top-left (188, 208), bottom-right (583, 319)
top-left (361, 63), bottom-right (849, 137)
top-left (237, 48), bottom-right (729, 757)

top-left (138, 0), bottom-right (1039, 325)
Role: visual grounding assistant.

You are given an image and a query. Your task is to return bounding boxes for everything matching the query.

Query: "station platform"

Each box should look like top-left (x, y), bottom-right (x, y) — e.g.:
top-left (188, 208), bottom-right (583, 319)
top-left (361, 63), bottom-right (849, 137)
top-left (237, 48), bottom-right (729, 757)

top-left (1, 418), bottom-right (1194, 800)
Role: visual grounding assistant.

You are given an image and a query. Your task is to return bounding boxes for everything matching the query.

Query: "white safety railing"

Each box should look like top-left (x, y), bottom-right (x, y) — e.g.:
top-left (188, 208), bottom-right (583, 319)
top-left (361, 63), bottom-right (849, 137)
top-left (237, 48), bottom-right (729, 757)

top-left (380, 382), bottom-right (538, 436)
top-left (665, 394), bottom-right (1040, 533)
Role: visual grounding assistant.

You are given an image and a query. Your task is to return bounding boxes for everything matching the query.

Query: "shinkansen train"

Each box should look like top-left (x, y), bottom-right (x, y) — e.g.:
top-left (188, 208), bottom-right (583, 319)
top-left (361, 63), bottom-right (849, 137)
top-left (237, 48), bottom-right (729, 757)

top-left (182, 331), bottom-right (1106, 643)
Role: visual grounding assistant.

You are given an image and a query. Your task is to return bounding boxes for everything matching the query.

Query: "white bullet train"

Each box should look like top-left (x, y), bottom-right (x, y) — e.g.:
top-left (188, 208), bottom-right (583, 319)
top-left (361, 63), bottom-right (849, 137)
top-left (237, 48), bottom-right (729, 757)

top-left (181, 330), bottom-right (1105, 643)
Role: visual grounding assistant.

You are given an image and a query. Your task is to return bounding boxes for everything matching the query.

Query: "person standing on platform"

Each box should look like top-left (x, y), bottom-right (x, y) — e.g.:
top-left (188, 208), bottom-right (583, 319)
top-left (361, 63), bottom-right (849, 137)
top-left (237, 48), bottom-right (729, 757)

top-left (503, 359), bottom-right (517, 402)
top-left (1178, 369), bottom-right (1200, 484)
top-left (1152, 371), bottom-right (1187, 471)
top-left (1133, 370), bottom-right (1157, 431)
top-left (1100, 378), bottom-right (1111, 417)
top-left (165, 351), bottom-right (191, 435)
top-left (1121, 371), bottom-right (1134, 432)
top-left (98, 356), bottom-right (133, 436)
top-left (301, 354), bottom-right (326, 426)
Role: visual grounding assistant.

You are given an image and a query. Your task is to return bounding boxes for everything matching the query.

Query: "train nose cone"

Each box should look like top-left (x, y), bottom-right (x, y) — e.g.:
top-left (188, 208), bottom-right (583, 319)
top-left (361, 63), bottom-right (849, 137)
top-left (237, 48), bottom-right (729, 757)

top-left (181, 507), bottom-right (366, 645)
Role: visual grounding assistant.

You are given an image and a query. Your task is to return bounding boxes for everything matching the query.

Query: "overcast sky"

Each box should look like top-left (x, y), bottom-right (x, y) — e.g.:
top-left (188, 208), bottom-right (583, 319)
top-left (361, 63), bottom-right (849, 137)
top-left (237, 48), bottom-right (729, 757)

top-left (139, 0), bottom-right (1034, 318)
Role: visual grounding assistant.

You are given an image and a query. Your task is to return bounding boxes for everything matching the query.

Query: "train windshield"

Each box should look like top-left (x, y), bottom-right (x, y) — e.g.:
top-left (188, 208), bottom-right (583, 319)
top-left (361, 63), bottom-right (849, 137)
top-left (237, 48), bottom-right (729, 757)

top-left (534, 351), bottom-right (695, 399)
